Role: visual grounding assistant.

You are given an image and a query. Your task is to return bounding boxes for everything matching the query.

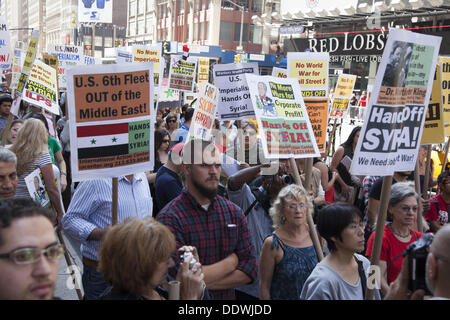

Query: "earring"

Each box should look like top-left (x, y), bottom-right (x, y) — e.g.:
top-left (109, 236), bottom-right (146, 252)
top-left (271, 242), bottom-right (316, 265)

top-left (280, 215), bottom-right (286, 224)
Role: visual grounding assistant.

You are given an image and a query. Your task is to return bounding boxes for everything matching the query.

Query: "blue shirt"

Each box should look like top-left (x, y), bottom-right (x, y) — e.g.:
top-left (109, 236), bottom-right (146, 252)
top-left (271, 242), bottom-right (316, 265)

top-left (173, 123), bottom-right (189, 144)
top-left (61, 173), bottom-right (152, 261)
top-left (155, 165), bottom-right (183, 213)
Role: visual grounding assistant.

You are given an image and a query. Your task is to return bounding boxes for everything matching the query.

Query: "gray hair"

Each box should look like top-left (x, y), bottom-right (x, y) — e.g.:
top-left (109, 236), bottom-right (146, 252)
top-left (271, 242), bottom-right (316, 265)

top-left (389, 181), bottom-right (418, 206)
top-left (0, 147), bottom-right (17, 165)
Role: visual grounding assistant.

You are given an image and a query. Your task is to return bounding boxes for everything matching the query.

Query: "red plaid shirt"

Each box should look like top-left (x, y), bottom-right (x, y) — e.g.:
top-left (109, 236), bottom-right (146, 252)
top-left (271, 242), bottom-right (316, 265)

top-left (157, 190), bottom-right (257, 300)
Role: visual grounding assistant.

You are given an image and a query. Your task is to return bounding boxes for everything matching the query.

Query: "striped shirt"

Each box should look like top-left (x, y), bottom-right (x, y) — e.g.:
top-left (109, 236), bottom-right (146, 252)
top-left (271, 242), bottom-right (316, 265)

top-left (15, 152), bottom-right (52, 198)
top-left (61, 173), bottom-right (152, 261)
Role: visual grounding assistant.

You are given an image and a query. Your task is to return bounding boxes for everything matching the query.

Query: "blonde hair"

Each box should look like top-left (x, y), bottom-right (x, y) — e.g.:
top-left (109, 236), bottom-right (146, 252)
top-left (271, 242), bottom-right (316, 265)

top-left (269, 184), bottom-right (313, 229)
top-left (10, 118), bottom-right (49, 176)
top-left (98, 217), bottom-right (176, 296)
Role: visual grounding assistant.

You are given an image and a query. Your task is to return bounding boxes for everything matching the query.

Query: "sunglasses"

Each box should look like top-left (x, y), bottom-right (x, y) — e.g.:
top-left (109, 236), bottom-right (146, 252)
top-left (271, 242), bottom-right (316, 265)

top-left (167, 119), bottom-right (177, 123)
top-left (0, 243), bottom-right (64, 265)
top-left (162, 139), bottom-right (170, 143)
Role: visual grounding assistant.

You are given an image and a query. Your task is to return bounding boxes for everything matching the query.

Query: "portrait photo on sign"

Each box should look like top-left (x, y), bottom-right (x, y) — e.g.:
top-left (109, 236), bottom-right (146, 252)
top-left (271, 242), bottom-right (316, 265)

top-left (256, 81), bottom-right (277, 117)
top-left (381, 41), bottom-right (414, 88)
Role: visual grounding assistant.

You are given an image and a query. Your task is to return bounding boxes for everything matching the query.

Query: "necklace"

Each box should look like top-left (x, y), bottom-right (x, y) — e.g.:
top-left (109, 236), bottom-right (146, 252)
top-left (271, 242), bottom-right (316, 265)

top-left (389, 225), bottom-right (410, 238)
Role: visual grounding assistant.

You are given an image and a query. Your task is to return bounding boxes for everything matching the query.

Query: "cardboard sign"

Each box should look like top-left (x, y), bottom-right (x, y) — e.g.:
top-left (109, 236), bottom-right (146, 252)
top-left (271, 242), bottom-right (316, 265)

top-left (133, 44), bottom-right (164, 88)
top-left (187, 82), bottom-right (218, 142)
top-left (272, 67), bottom-right (287, 78)
top-left (246, 74), bottom-right (320, 159)
top-left (157, 78), bottom-right (180, 109)
top-left (22, 60), bottom-right (60, 115)
top-left (287, 52), bottom-right (329, 152)
top-left (67, 63), bottom-right (155, 181)
top-left (197, 57), bottom-right (209, 87)
top-left (329, 74), bottom-right (357, 118)
top-left (438, 56), bottom-right (450, 137)
top-left (168, 55), bottom-right (197, 93)
top-left (117, 49), bottom-right (133, 64)
top-left (213, 62), bottom-right (259, 120)
top-left (0, 16), bottom-right (11, 71)
top-left (78, 0), bottom-right (112, 23)
top-left (350, 28), bottom-right (441, 176)
top-left (10, 49), bottom-right (24, 90)
top-left (48, 45), bottom-right (84, 89)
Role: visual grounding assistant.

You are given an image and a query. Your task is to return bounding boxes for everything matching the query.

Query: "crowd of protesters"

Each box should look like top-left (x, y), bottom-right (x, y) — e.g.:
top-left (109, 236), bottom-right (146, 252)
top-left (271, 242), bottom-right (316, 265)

top-left (0, 86), bottom-right (449, 302)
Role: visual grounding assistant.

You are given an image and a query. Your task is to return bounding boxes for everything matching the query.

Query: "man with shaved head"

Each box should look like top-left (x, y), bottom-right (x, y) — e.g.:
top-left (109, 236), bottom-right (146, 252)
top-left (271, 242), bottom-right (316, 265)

top-left (385, 224), bottom-right (450, 300)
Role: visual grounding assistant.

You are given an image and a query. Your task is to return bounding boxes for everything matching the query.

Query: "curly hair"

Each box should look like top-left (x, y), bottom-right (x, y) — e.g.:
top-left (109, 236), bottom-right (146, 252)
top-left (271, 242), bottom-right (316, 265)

top-left (10, 119), bottom-right (49, 176)
top-left (269, 184), bottom-right (313, 229)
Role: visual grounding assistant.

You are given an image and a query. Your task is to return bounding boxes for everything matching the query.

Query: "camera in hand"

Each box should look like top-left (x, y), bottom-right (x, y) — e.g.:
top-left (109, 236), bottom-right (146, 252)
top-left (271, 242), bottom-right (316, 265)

top-left (180, 251), bottom-right (197, 270)
top-left (405, 233), bottom-right (434, 295)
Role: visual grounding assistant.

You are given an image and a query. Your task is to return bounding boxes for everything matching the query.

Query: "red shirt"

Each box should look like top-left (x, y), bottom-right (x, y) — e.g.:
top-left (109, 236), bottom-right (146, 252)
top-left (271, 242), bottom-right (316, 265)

top-left (359, 96), bottom-right (367, 107)
top-left (425, 193), bottom-right (449, 226)
top-left (365, 224), bottom-right (422, 285)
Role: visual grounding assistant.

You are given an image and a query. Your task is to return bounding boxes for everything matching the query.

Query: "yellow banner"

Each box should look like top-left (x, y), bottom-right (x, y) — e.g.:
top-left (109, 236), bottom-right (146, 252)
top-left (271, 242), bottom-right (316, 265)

top-left (330, 74), bottom-right (356, 118)
top-left (133, 45), bottom-right (161, 86)
top-left (288, 59), bottom-right (328, 89)
top-left (438, 57), bottom-right (450, 136)
top-left (16, 30), bottom-right (39, 93)
top-left (421, 63), bottom-right (445, 144)
top-left (197, 57), bottom-right (209, 87)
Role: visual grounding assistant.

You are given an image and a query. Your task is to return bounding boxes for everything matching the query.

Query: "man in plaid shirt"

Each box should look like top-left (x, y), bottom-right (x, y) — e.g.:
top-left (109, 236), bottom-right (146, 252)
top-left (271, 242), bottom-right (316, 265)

top-left (157, 139), bottom-right (257, 300)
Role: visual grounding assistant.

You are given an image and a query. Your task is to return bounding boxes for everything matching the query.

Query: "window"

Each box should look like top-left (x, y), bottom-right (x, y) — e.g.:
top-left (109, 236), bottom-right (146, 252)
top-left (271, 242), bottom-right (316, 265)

top-left (129, 21), bottom-right (136, 36)
top-left (193, 23), bottom-right (198, 41)
top-left (219, 21), bottom-right (233, 41)
top-left (138, 0), bottom-right (145, 14)
top-left (138, 17), bottom-right (145, 34)
top-left (178, 0), bottom-right (184, 14)
top-left (200, 22), bottom-right (204, 40)
top-left (146, 16), bottom-right (153, 34)
top-left (234, 23), bottom-right (248, 42)
top-left (129, 0), bottom-right (137, 16)
top-left (95, 37), bottom-right (103, 47)
top-left (147, 0), bottom-right (154, 11)
top-left (251, 0), bottom-right (263, 13)
top-left (205, 21), bottom-right (210, 41)
top-left (104, 37), bottom-right (113, 47)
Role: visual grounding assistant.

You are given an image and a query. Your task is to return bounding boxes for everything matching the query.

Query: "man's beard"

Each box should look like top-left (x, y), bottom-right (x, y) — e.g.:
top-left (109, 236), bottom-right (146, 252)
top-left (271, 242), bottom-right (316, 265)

top-left (191, 176), bottom-right (218, 200)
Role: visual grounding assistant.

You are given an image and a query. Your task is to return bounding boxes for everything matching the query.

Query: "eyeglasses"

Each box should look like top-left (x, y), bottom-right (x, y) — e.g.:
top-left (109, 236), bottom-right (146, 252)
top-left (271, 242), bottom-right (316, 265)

top-left (400, 206), bottom-right (418, 213)
top-left (162, 139), bottom-right (170, 143)
top-left (286, 203), bottom-right (305, 210)
top-left (0, 243), bottom-right (64, 265)
top-left (167, 119), bottom-right (177, 123)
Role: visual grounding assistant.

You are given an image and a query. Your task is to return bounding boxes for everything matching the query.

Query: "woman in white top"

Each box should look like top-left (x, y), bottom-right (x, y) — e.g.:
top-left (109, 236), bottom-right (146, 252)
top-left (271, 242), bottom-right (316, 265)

top-left (300, 202), bottom-right (381, 300)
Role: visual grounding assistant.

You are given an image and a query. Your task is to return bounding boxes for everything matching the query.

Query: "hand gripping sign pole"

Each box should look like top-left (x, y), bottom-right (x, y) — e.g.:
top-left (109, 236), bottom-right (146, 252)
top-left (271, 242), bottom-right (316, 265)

top-left (289, 158), bottom-right (324, 261)
top-left (365, 176), bottom-right (393, 300)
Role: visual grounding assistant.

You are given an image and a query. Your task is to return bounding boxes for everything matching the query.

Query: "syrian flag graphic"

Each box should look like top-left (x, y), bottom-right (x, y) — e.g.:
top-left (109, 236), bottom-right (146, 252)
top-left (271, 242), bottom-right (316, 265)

top-left (77, 123), bottom-right (130, 159)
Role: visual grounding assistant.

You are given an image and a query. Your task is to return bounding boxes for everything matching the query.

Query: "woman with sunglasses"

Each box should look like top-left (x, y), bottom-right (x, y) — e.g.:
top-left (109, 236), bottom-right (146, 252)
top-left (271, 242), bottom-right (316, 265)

top-left (259, 184), bottom-right (319, 300)
top-left (165, 112), bottom-right (178, 137)
top-left (366, 182), bottom-right (423, 296)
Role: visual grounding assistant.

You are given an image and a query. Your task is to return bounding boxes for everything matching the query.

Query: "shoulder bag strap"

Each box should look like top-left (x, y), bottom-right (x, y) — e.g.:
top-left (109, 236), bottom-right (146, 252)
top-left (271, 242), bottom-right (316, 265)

top-left (354, 255), bottom-right (367, 299)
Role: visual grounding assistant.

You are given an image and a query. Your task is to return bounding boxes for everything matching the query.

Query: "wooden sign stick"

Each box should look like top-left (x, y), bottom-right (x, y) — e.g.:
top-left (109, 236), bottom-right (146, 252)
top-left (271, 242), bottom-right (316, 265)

top-left (365, 175), bottom-right (393, 300)
top-left (112, 178), bottom-right (118, 225)
top-left (422, 145), bottom-right (432, 200)
top-left (441, 137), bottom-right (450, 175)
top-left (289, 158), bottom-right (324, 261)
top-left (414, 160), bottom-right (424, 233)
top-left (57, 231), bottom-right (83, 300)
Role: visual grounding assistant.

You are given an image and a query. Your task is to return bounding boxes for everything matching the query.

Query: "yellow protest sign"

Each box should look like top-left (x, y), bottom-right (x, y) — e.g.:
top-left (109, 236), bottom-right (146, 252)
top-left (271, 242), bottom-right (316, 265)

top-left (438, 57), bottom-right (450, 136)
top-left (421, 63), bottom-right (444, 144)
top-left (197, 57), bottom-right (209, 87)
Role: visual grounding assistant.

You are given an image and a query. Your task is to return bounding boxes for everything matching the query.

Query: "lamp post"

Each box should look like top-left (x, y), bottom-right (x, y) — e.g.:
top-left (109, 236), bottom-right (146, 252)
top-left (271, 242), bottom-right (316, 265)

top-left (224, 0), bottom-right (244, 53)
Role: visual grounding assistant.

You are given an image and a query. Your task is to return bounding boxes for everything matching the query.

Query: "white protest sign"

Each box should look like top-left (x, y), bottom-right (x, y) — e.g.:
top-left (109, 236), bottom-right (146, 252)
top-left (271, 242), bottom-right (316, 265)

top-left (350, 28), bottom-right (442, 176)
top-left (22, 59), bottom-right (60, 115)
top-left (0, 16), bottom-right (11, 71)
top-left (48, 45), bottom-right (84, 89)
top-left (187, 82), bottom-right (218, 141)
top-left (246, 74), bottom-right (320, 159)
top-left (116, 49), bottom-right (133, 64)
top-left (272, 67), bottom-right (287, 78)
top-left (213, 62), bottom-right (259, 120)
top-left (25, 165), bottom-right (64, 212)
top-left (78, 0), bottom-right (112, 23)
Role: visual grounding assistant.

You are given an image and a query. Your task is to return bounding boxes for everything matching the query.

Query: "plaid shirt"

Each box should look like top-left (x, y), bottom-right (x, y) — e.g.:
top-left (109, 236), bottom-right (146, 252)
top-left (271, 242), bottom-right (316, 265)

top-left (157, 190), bottom-right (257, 300)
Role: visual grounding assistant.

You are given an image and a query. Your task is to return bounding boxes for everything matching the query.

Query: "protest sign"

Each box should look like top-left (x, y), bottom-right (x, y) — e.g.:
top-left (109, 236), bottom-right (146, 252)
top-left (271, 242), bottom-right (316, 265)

top-left (197, 57), bottom-right (209, 87)
top-left (168, 55), bottom-right (197, 93)
top-left (67, 63), bottom-right (154, 181)
top-left (78, 0), bottom-right (112, 23)
top-left (11, 30), bottom-right (39, 116)
top-left (329, 74), bottom-right (357, 118)
top-left (272, 67), bottom-right (287, 78)
top-left (350, 28), bottom-right (441, 176)
top-left (421, 63), bottom-right (445, 145)
top-left (25, 165), bottom-right (63, 212)
top-left (213, 62), bottom-right (259, 120)
top-left (10, 49), bottom-right (24, 90)
top-left (439, 57), bottom-right (450, 137)
top-left (43, 54), bottom-right (58, 71)
top-left (246, 74), bottom-right (320, 159)
top-left (117, 49), bottom-right (133, 64)
top-left (22, 59), bottom-right (60, 115)
top-left (133, 44), bottom-right (163, 88)
top-left (84, 55), bottom-right (100, 65)
top-left (157, 78), bottom-right (180, 109)
top-left (0, 16), bottom-right (11, 71)
top-left (287, 52), bottom-right (329, 152)
top-left (187, 82), bottom-right (218, 141)
top-left (48, 45), bottom-right (84, 89)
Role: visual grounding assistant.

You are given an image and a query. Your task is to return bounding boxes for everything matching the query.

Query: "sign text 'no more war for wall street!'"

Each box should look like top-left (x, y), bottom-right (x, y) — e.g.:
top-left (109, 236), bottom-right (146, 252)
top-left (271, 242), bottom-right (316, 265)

top-left (213, 62), bottom-right (259, 121)
top-left (246, 74), bottom-right (320, 159)
top-left (67, 63), bottom-right (155, 181)
top-left (287, 52), bottom-right (329, 152)
top-left (350, 28), bottom-right (442, 176)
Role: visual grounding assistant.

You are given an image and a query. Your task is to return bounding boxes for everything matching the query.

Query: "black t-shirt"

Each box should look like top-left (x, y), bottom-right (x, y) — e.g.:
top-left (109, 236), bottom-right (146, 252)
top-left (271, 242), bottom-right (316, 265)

top-left (369, 177), bottom-right (402, 201)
